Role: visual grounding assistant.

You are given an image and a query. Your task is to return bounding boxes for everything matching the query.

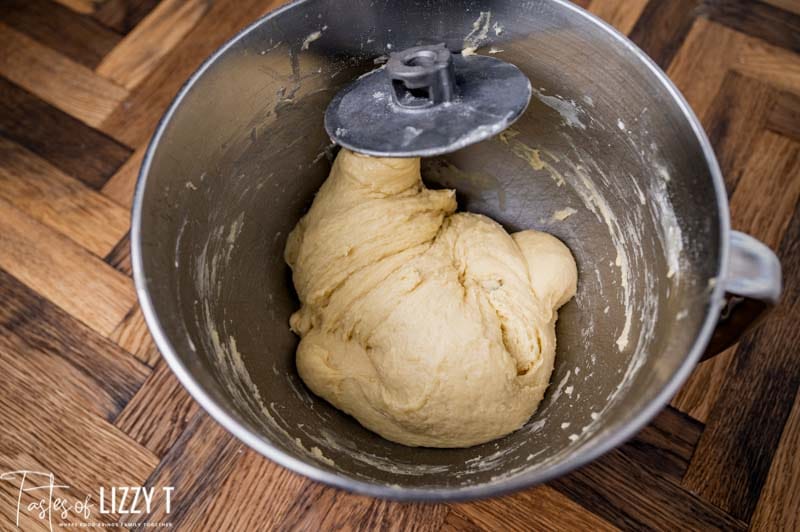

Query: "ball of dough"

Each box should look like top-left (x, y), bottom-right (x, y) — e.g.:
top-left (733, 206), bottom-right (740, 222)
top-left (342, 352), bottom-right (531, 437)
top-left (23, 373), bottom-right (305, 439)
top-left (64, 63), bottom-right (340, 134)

top-left (285, 149), bottom-right (577, 447)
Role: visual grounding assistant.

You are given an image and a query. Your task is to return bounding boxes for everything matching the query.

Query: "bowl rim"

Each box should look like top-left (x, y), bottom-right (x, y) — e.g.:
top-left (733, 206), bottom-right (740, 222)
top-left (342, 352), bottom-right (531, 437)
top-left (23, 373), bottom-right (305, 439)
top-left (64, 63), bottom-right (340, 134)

top-left (131, 0), bottom-right (730, 502)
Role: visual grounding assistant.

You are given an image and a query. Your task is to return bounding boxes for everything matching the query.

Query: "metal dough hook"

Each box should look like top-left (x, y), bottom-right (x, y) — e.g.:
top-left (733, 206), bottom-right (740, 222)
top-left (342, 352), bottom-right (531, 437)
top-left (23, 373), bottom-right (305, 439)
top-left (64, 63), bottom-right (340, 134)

top-left (324, 43), bottom-right (532, 157)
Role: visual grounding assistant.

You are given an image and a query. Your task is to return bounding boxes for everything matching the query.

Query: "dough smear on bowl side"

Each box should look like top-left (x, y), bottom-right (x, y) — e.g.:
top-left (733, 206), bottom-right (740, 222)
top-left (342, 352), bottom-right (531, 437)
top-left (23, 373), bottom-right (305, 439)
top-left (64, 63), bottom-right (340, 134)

top-left (285, 148), bottom-right (577, 448)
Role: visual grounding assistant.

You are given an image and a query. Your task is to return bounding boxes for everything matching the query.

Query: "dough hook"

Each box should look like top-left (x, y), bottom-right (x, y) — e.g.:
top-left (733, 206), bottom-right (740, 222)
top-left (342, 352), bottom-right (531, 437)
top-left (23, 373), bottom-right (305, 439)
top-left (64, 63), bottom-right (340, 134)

top-left (324, 43), bottom-right (532, 157)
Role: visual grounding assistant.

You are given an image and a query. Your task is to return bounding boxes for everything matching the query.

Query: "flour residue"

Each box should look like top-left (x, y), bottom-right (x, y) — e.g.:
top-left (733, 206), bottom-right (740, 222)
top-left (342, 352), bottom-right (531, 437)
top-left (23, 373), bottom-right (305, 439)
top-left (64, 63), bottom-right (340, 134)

top-left (463, 11), bottom-right (492, 56)
top-left (311, 446), bottom-right (335, 467)
top-left (316, 429), bottom-right (449, 476)
top-left (194, 214), bottom-right (346, 473)
top-left (496, 127), bottom-right (645, 357)
top-left (401, 126), bottom-right (423, 147)
top-left (301, 28), bottom-right (324, 50)
top-left (449, 111), bottom-right (516, 154)
top-left (533, 89), bottom-right (587, 130)
top-left (499, 130), bottom-right (565, 187)
top-left (552, 207), bottom-right (577, 221)
top-left (649, 162), bottom-right (683, 279)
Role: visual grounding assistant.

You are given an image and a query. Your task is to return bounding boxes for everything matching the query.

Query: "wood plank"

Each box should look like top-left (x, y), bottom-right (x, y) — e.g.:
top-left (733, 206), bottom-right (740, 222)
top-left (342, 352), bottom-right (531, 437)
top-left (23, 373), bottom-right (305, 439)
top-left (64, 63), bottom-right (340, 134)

top-left (0, 268), bottom-right (150, 420)
top-left (0, 0), bottom-right (121, 69)
top-left (0, 454), bottom-right (120, 529)
top-left (628, 0), bottom-right (699, 69)
top-left (119, 412), bottom-right (242, 527)
top-left (454, 486), bottom-right (617, 532)
top-left (440, 510), bottom-right (484, 532)
top-left (672, 132), bottom-right (800, 422)
top-left (93, 0), bottom-right (162, 34)
top-left (105, 231), bottom-right (133, 276)
top-left (101, 145), bottom-right (145, 208)
top-left (734, 29), bottom-right (800, 95)
top-left (276, 481), bottom-right (451, 531)
top-left (0, 410), bottom-right (157, 528)
top-left (179, 449), bottom-right (308, 531)
top-left (0, 197), bottom-right (136, 336)
top-left (189, 445), bottom-right (451, 531)
top-left (0, 456), bottom-right (54, 531)
top-left (699, 0), bottom-right (800, 53)
top-left (682, 202), bottom-right (800, 520)
top-left (109, 304), bottom-right (161, 366)
top-left (616, 406), bottom-right (703, 482)
top-left (0, 23), bottom-right (129, 129)
top-left (701, 72), bottom-right (776, 195)
top-left (53, 0), bottom-right (97, 15)
top-left (588, 0), bottom-right (649, 35)
top-left (763, 0), bottom-right (800, 16)
top-left (0, 77), bottom-right (132, 189)
top-left (100, 0), bottom-right (286, 147)
top-left (0, 137), bottom-right (130, 257)
top-left (667, 18), bottom-right (744, 120)
top-left (115, 359), bottom-right (201, 456)
top-left (768, 89), bottom-right (800, 142)
top-left (96, 0), bottom-right (211, 90)
top-left (0, 355), bottom-right (158, 507)
top-left (750, 387), bottom-right (800, 531)
top-left (727, 133), bottom-right (800, 251)
top-left (551, 446), bottom-right (747, 530)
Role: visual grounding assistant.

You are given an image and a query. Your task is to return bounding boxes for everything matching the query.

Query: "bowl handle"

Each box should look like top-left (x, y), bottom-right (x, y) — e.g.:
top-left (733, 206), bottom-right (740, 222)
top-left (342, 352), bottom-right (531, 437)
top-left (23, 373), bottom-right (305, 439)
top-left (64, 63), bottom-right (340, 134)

top-left (701, 231), bottom-right (782, 360)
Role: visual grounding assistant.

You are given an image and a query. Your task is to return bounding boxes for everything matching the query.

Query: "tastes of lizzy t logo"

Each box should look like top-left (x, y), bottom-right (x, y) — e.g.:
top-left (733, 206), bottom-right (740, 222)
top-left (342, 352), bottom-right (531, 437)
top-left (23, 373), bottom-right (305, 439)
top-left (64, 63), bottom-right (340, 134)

top-left (0, 470), bottom-right (174, 530)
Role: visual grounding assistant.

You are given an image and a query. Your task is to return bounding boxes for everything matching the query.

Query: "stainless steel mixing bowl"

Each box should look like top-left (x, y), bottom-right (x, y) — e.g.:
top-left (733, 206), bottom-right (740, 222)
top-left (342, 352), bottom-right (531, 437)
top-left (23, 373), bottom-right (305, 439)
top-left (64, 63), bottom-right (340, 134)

top-left (132, 0), bottom-right (782, 500)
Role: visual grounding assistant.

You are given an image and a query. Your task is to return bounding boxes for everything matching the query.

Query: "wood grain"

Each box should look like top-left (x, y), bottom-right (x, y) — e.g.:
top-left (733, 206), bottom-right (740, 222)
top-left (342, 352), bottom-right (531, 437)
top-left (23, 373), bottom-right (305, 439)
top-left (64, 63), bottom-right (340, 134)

top-left (734, 30), bottom-right (800, 95)
top-left (701, 72), bottom-right (776, 195)
top-left (667, 18), bottom-right (744, 120)
top-left (629, 0), bottom-right (699, 69)
top-left (588, 0), bottom-right (649, 35)
top-left (454, 486), bottom-right (618, 531)
top-left (0, 76), bottom-right (132, 189)
top-left (93, 0), bottom-right (162, 34)
top-left (699, 0), bottom-right (800, 53)
top-left (109, 304), bottom-right (161, 365)
top-left (96, 0), bottom-right (211, 90)
top-left (120, 412), bottom-right (242, 527)
top-left (53, 0), bottom-right (99, 15)
top-left (682, 203), bottom-right (800, 520)
top-left (278, 485), bottom-right (451, 531)
top-left (0, 23), bottom-right (129, 129)
top-left (100, 0), bottom-right (285, 147)
top-left (750, 387), bottom-right (800, 531)
top-left (105, 231), bottom-right (133, 276)
top-left (0, 137), bottom-right (130, 257)
top-left (0, 360), bottom-right (159, 509)
top-left (768, 89), bottom-right (800, 142)
top-left (673, 132), bottom-right (800, 421)
top-left (0, 198), bottom-right (136, 336)
top-left (440, 510), bottom-right (484, 532)
top-left (184, 449), bottom-right (313, 531)
top-left (615, 406), bottom-right (703, 482)
top-left (763, 0), bottom-right (800, 16)
top-left (0, 0), bottom-right (121, 69)
top-left (0, 268), bottom-right (149, 420)
top-left (101, 144), bottom-right (146, 208)
top-left (551, 446), bottom-right (747, 530)
top-left (115, 359), bottom-right (201, 456)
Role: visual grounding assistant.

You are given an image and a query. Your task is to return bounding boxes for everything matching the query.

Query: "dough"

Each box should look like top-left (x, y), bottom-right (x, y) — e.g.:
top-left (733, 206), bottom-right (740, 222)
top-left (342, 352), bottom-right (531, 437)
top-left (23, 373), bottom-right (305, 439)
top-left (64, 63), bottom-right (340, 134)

top-left (285, 149), bottom-right (577, 447)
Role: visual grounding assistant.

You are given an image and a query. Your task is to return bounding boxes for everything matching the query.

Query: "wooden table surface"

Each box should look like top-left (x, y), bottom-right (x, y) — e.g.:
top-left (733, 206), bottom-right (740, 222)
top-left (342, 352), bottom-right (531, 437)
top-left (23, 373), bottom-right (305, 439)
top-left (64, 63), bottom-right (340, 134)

top-left (1, 0), bottom-right (799, 529)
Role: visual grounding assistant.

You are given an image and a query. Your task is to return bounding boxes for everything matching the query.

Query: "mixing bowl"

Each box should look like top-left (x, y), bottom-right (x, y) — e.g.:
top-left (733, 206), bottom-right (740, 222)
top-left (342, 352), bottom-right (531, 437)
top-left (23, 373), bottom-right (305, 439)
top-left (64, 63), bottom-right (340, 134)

top-left (132, 0), bottom-right (782, 500)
